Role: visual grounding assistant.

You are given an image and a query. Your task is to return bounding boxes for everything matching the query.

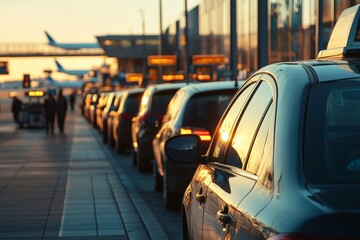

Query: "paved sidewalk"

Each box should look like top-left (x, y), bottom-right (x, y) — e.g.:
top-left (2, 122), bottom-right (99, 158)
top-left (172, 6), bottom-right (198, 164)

top-left (0, 105), bottom-right (179, 240)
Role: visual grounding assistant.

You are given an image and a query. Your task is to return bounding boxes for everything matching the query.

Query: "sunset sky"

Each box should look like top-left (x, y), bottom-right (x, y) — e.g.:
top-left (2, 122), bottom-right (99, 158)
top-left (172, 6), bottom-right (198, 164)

top-left (0, 0), bottom-right (200, 82)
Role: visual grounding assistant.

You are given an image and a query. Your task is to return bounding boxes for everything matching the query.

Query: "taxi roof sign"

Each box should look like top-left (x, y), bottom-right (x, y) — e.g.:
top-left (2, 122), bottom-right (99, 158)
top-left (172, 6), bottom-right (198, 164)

top-left (317, 4), bottom-right (360, 59)
top-left (126, 73), bottom-right (143, 83)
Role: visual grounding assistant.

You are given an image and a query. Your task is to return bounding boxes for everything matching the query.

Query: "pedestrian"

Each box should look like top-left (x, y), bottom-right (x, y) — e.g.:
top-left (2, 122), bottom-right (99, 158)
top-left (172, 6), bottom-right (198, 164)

top-left (69, 90), bottom-right (76, 112)
top-left (57, 89), bottom-right (67, 133)
top-left (11, 95), bottom-right (22, 123)
top-left (44, 92), bottom-right (57, 134)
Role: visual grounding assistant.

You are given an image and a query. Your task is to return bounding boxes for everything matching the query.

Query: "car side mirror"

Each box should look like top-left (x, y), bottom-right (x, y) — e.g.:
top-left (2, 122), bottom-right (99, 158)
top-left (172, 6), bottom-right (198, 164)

top-left (164, 135), bottom-right (201, 164)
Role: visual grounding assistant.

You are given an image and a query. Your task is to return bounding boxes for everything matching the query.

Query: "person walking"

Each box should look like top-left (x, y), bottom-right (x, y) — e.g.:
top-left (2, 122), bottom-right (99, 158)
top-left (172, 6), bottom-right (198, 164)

top-left (57, 89), bottom-right (67, 133)
top-left (11, 95), bottom-right (22, 123)
top-left (69, 90), bottom-right (76, 112)
top-left (44, 93), bottom-right (57, 134)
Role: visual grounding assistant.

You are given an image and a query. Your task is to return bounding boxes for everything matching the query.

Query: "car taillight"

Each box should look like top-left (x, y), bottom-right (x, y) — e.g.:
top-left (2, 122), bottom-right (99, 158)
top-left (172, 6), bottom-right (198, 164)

top-left (139, 113), bottom-right (163, 125)
top-left (119, 112), bottom-right (133, 120)
top-left (180, 127), bottom-right (211, 141)
top-left (268, 234), bottom-right (355, 240)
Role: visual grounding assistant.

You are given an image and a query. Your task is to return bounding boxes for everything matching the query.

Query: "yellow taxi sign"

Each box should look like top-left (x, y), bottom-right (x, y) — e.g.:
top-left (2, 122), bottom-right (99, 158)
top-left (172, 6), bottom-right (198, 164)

top-left (317, 4), bottom-right (360, 59)
top-left (196, 74), bottom-right (211, 81)
top-left (27, 90), bottom-right (45, 97)
top-left (126, 73), bottom-right (143, 83)
top-left (162, 74), bottom-right (185, 81)
top-left (192, 55), bottom-right (226, 65)
top-left (148, 55), bottom-right (177, 66)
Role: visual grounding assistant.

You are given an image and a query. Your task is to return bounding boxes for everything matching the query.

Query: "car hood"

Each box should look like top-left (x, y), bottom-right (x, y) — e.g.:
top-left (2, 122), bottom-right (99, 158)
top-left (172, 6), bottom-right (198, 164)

top-left (307, 185), bottom-right (360, 212)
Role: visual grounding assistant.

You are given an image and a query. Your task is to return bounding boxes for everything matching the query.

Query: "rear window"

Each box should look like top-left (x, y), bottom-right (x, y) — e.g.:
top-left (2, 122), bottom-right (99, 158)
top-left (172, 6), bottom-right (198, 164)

top-left (305, 80), bottom-right (360, 184)
top-left (151, 89), bottom-right (179, 115)
top-left (183, 90), bottom-right (236, 135)
top-left (124, 93), bottom-right (142, 114)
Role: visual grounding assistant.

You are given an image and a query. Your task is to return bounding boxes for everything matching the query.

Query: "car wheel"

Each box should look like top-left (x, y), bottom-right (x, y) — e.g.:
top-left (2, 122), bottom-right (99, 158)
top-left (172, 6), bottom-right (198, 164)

top-left (132, 150), bottom-right (137, 166)
top-left (163, 170), bottom-right (180, 210)
top-left (136, 148), bottom-right (148, 173)
top-left (102, 125), bottom-right (108, 144)
top-left (153, 162), bottom-right (163, 192)
top-left (115, 138), bottom-right (125, 154)
top-left (108, 129), bottom-right (114, 147)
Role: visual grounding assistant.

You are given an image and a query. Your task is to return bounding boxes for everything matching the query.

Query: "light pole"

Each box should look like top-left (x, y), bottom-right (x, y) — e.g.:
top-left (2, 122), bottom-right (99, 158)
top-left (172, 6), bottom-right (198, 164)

top-left (139, 9), bottom-right (146, 74)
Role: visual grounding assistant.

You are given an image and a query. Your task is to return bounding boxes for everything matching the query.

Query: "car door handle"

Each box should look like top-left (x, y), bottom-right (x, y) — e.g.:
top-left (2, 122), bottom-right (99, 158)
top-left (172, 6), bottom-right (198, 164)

top-left (217, 205), bottom-right (232, 225)
top-left (195, 189), bottom-right (206, 204)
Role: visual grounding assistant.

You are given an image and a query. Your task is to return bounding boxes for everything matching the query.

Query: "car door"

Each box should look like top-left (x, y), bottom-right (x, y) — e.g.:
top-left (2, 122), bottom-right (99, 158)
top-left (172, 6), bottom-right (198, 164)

top-left (188, 78), bottom-right (259, 239)
top-left (201, 78), bottom-right (274, 239)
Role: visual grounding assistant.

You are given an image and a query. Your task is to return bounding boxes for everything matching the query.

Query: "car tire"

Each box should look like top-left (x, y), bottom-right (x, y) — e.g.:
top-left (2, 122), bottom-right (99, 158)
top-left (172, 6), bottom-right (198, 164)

top-left (163, 170), bottom-right (180, 210)
top-left (153, 162), bottom-right (163, 192)
top-left (102, 125), bottom-right (108, 144)
top-left (108, 129), bottom-right (114, 147)
top-left (136, 148), bottom-right (148, 173)
top-left (115, 138), bottom-right (125, 154)
top-left (132, 150), bottom-right (137, 166)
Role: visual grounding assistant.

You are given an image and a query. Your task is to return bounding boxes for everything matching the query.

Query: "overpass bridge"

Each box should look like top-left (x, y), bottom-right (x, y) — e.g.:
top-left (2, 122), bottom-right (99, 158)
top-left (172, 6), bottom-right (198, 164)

top-left (0, 43), bottom-right (105, 57)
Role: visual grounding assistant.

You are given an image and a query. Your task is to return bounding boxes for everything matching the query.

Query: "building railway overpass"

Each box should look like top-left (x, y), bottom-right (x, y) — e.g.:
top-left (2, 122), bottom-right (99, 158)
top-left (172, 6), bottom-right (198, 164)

top-left (0, 43), bottom-right (105, 57)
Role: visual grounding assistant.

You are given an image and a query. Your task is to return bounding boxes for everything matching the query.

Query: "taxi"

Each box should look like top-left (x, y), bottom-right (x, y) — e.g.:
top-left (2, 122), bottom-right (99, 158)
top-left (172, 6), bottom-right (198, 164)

top-left (163, 5), bottom-right (360, 239)
top-left (18, 89), bottom-right (46, 128)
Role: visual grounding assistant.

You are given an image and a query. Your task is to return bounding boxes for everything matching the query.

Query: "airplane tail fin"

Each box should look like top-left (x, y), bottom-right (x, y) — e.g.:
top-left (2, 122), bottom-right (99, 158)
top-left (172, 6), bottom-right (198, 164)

top-left (55, 60), bottom-right (65, 71)
top-left (45, 31), bottom-right (56, 45)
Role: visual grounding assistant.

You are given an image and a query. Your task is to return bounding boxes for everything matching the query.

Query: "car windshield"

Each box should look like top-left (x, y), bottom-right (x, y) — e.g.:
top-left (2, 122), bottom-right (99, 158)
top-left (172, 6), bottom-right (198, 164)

top-left (183, 90), bottom-right (236, 134)
top-left (305, 79), bottom-right (360, 184)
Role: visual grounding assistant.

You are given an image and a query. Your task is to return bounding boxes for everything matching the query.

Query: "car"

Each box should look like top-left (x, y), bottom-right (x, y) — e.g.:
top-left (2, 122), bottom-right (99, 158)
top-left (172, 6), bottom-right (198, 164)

top-left (111, 87), bottom-right (145, 154)
top-left (152, 81), bottom-right (241, 209)
top-left (96, 92), bottom-right (111, 129)
top-left (100, 91), bottom-right (123, 143)
top-left (131, 82), bottom-right (187, 172)
top-left (163, 5), bottom-right (360, 239)
top-left (88, 92), bottom-right (100, 125)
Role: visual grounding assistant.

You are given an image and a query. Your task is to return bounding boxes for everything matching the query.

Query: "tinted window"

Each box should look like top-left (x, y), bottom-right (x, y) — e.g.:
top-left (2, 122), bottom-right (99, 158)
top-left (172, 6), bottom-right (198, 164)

top-left (124, 93), bottom-right (142, 114)
top-left (224, 81), bottom-right (272, 168)
top-left (246, 103), bottom-right (273, 175)
top-left (163, 90), bottom-right (186, 123)
top-left (211, 83), bottom-right (257, 161)
top-left (183, 90), bottom-right (236, 135)
top-left (305, 80), bottom-right (360, 184)
top-left (151, 90), bottom-right (179, 115)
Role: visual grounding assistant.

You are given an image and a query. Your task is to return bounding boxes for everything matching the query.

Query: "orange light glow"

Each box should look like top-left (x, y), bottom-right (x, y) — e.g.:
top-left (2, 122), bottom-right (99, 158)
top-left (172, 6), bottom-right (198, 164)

top-left (162, 74), bottom-right (185, 81)
top-left (126, 73), bottom-right (143, 82)
top-left (197, 74), bottom-right (211, 81)
top-left (180, 128), bottom-right (192, 135)
top-left (192, 55), bottom-right (226, 65)
top-left (148, 55), bottom-right (177, 66)
top-left (28, 90), bottom-right (45, 97)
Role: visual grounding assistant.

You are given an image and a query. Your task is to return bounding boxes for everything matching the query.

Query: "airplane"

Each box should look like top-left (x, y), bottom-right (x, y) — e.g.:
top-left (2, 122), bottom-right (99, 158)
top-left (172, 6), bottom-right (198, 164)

top-left (45, 31), bottom-right (100, 50)
top-left (44, 76), bottom-right (85, 89)
top-left (55, 59), bottom-right (89, 77)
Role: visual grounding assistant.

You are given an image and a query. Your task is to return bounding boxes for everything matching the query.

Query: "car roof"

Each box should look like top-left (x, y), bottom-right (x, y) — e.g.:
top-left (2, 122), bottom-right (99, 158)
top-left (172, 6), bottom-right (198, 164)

top-left (178, 80), bottom-right (242, 94)
top-left (146, 82), bottom-right (187, 92)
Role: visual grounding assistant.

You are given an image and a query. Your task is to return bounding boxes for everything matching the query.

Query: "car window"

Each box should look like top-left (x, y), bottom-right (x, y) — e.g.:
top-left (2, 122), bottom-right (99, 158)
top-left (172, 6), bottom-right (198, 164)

top-left (182, 90), bottom-right (236, 134)
top-left (305, 80), bottom-right (360, 184)
top-left (151, 90), bottom-right (179, 115)
top-left (123, 93), bottom-right (143, 114)
top-left (163, 90), bottom-right (186, 123)
top-left (210, 82), bottom-right (257, 161)
top-left (246, 103), bottom-right (273, 175)
top-left (224, 81), bottom-right (272, 168)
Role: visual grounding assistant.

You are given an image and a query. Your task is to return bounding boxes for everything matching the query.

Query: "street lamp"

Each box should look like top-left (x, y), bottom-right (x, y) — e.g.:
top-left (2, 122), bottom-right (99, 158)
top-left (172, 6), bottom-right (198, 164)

top-left (139, 9), bottom-right (146, 74)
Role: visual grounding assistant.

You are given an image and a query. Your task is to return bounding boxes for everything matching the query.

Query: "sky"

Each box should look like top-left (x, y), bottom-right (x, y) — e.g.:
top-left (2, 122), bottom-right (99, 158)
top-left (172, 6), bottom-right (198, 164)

top-left (0, 0), bottom-right (200, 82)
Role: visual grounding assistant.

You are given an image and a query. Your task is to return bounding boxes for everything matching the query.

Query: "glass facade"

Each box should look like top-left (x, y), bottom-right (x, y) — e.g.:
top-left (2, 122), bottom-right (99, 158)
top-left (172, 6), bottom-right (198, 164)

top-left (162, 0), bottom-right (360, 77)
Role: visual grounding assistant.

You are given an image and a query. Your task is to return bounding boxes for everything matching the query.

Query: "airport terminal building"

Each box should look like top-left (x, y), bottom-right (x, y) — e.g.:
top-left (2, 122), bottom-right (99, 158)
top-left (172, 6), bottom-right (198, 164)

top-left (97, 0), bottom-right (360, 79)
